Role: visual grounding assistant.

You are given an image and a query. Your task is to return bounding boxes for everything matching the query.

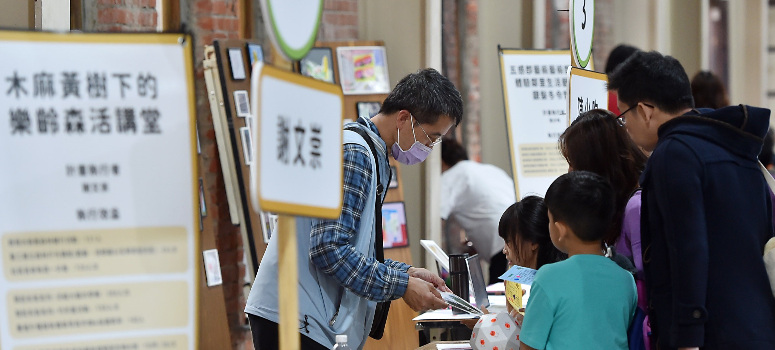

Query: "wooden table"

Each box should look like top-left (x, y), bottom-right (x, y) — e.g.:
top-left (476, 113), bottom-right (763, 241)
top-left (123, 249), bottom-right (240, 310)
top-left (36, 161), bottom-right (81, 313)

top-left (416, 340), bottom-right (471, 350)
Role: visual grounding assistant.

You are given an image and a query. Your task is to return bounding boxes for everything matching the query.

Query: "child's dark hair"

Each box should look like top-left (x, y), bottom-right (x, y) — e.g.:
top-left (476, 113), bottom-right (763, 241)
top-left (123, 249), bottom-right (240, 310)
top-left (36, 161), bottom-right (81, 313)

top-left (545, 171), bottom-right (615, 242)
top-left (498, 196), bottom-right (566, 268)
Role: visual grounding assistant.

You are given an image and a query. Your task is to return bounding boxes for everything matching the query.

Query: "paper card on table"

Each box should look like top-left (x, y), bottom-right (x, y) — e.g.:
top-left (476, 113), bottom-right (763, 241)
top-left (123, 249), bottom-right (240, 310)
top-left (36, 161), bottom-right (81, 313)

top-left (499, 265), bottom-right (538, 285)
top-left (504, 281), bottom-right (523, 311)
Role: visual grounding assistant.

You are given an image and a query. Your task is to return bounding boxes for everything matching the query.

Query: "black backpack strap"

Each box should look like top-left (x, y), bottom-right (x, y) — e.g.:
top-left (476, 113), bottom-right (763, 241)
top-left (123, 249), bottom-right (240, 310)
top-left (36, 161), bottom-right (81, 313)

top-left (345, 125), bottom-right (392, 340)
top-left (345, 126), bottom-right (386, 263)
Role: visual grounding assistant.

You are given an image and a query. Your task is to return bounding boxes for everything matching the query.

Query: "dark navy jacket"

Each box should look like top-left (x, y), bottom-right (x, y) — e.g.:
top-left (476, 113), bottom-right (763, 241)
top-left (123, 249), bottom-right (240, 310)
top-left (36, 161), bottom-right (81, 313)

top-left (640, 105), bottom-right (775, 349)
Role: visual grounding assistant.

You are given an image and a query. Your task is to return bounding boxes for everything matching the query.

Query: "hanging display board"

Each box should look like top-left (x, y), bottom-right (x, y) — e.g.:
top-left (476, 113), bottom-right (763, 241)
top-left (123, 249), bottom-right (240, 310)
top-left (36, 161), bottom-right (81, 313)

top-left (0, 31), bottom-right (198, 350)
top-left (250, 62), bottom-right (344, 218)
top-left (567, 67), bottom-right (608, 123)
top-left (499, 48), bottom-right (571, 199)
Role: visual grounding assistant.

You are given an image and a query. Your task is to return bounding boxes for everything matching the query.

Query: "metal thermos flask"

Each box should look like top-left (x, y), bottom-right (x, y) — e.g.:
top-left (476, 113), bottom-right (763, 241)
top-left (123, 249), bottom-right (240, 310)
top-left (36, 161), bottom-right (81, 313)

top-left (448, 253), bottom-right (469, 314)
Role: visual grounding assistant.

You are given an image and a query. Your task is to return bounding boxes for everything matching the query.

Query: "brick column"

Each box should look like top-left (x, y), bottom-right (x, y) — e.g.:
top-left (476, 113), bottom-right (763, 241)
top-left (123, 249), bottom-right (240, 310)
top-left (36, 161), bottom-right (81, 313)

top-left (461, 0), bottom-right (481, 162)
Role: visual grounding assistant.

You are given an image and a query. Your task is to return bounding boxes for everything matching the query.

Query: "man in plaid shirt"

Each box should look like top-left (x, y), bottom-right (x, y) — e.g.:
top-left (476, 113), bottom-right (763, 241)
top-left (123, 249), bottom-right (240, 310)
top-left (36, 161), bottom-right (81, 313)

top-left (246, 68), bottom-right (464, 350)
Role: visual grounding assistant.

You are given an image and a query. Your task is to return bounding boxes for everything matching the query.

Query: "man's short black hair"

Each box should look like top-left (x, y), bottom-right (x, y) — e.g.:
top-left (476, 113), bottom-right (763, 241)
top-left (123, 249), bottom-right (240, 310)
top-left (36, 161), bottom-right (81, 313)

top-left (380, 68), bottom-right (463, 126)
top-left (607, 51), bottom-right (694, 114)
top-left (441, 137), bottom-right (468, 166)
top-left (604, 44), bottom-right (639, 75)
top-left (545, 171), bottom-right (615, 242)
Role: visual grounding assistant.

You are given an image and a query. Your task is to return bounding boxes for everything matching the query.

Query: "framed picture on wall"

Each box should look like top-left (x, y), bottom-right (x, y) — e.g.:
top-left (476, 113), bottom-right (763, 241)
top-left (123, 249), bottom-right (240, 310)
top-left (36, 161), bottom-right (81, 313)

top-left (233, 90), bottom-right (250, 117)
top-left (389, 165), bottom-right (398, 189)
top-left (260, 211), bottom-right (278, 243)
top-left (382, 201), bottom-right (408, 248)
top-left (300, 47), bottom-right (335, 84)
top-left (336, 46), bottom-right (390, 95)
top-left (356, 101), bottom-right (381, 119)
top-left (227, 47), bottom-right (247, 80)
top-left (239, 126), bottom-right (253, 165)
top-left (246, 43), bottom-right (263, 67)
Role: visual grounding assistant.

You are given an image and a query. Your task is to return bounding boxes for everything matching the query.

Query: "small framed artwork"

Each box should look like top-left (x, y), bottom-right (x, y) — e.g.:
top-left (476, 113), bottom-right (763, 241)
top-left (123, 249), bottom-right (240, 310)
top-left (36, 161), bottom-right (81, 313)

top-left (382, 202), bottom-right (409, 248)
top-left (227, 47), bottom-right (247, 80)
top-left (202, 249), bottom-right (223, 286)
top-left (260, 211), bottom-right (278, 243)
top-left (337, 46), bottom-right (390, 95)
top-left (246, 43), bottom-right (263, 67)
top-left (356, 101), bottom-right (381, 119)
top-left (240, 126), bottom-right (253, 165)
top-left (388, 165), bottom-right (398, 189)
top-left (233, 90), bottom-right (250, 117)
top-left (300, 47), bottom-right (335, 84)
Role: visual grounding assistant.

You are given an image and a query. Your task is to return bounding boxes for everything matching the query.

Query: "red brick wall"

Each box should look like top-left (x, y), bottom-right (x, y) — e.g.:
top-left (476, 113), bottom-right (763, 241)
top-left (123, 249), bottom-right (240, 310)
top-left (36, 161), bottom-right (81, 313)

top-left (318, 0), bottom-right (359, 41)
top-left (92, 0), bottom-right (157, 32)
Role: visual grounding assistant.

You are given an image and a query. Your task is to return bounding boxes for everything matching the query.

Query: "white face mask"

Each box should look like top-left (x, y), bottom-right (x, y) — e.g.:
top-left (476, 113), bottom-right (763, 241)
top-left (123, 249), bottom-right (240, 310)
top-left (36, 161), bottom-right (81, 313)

top-left (391, 114), bottom-right (432, 165)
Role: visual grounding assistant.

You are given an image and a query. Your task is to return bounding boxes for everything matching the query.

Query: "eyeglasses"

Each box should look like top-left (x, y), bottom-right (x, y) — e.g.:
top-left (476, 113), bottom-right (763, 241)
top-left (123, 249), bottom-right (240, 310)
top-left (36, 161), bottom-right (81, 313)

top-left (615, 103), bottom-right (654, 127)
top-left (415, 122), bottom-right (443, 147)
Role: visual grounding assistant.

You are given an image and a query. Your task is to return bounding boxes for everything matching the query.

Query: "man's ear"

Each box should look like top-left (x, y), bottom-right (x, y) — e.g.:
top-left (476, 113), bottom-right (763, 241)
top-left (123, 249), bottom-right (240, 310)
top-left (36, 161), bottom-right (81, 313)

top-left (640, 102), bottom-right (656, 126)
top-left (395, 109), bottom-right (412, 128)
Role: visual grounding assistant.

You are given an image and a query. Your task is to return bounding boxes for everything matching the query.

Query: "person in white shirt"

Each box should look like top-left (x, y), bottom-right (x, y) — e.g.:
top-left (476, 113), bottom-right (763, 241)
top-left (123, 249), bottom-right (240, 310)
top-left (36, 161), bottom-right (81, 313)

top-left (440, 138), bottom-right (516, 283)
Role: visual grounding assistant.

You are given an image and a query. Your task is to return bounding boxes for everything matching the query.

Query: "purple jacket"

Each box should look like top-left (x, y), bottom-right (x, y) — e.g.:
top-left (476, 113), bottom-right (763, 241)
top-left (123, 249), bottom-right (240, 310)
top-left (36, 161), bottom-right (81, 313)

top-left (615, 191), bottom-right (646, 307)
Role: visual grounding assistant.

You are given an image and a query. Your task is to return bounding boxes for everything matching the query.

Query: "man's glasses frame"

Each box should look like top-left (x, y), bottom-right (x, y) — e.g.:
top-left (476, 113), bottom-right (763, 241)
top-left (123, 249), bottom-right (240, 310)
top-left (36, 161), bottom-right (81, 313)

top-left (416, 122), bottom-right (443, 147)
top-left (615, 102), bottom-right (654, 127)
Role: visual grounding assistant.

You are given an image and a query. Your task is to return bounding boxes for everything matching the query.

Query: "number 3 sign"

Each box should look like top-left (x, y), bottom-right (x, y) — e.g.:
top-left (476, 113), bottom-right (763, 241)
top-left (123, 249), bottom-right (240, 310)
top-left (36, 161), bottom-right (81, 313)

top-left (570, 0), bottom-right (594, 69)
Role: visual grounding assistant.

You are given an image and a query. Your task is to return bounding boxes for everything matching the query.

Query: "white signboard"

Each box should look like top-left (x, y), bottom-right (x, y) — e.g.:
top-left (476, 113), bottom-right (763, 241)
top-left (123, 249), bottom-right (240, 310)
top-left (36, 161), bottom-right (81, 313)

top-left (568, 67), bottom-right (608, 123)
top-left (500, 49), bottom-right (571, 199)
top-left (250, 62), bottom-right (343, 219)
top-left (260, 0), bottom-right (324, 61)
top-left (0, 31), bottom-right (198, 350)
top-left (570, 0), bottom-right (595, 68)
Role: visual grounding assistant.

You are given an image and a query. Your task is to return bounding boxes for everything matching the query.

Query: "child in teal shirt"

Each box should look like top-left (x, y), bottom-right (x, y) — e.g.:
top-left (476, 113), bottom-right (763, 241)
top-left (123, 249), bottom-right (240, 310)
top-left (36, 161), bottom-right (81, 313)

top-left (519, 171), bottom-right (637, 350)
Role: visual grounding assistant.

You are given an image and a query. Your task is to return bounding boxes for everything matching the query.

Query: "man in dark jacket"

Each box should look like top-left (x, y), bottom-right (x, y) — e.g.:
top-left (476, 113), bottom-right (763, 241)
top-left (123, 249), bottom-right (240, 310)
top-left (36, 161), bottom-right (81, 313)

top-left (608, 51), bottom-right (775, 350)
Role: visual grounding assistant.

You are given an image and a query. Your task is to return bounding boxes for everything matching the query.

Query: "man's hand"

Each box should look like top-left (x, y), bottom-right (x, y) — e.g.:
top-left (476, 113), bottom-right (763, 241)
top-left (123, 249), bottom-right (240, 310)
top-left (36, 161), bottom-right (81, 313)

top-left (402, 277), bottom-right (449, 312)
top-left (407, 267), bottom-right (452, 292)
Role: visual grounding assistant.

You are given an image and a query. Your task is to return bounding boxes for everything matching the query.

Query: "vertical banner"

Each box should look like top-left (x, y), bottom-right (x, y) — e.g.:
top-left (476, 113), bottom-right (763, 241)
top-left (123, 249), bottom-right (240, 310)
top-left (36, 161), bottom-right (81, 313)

top-left (499, 49), bottom-right (571, 199)
top-left (0, 32), bottom-right (198, 350)
top-left (568, 67), bottom-right (608, 123)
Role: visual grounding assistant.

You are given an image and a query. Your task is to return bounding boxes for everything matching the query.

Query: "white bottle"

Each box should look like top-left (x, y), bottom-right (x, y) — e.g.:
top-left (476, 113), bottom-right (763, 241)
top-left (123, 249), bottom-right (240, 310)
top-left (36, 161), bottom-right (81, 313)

top-left (332, 334), bottom-right (350, 349)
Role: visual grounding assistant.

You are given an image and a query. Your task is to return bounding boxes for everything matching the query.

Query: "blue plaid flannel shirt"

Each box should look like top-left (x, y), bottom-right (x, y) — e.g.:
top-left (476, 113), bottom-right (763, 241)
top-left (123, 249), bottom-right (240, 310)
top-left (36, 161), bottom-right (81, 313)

top-left (309, 118), bottom-right (411, 302)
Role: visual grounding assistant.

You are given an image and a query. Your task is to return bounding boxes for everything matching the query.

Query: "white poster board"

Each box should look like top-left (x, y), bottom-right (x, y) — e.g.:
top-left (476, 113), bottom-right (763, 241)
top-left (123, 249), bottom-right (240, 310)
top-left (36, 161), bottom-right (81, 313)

top-left (500, 49), bottom-right (571, 199)
top-left (0, 31), bottom-right (198, 350)
top-left (250, 62), bottom-right (343, 219)
top-left (568, 67), bottom-right (608, 123)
